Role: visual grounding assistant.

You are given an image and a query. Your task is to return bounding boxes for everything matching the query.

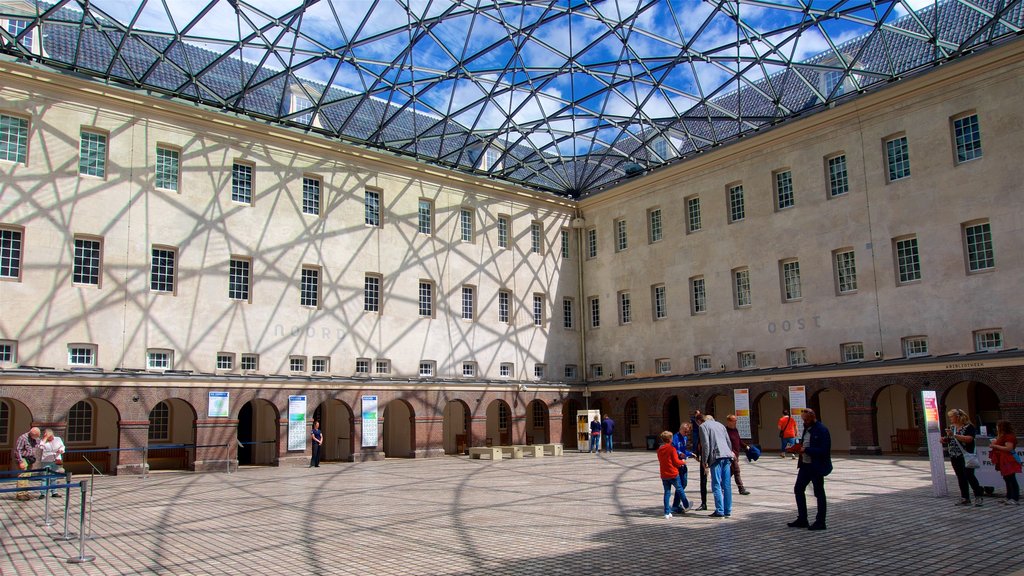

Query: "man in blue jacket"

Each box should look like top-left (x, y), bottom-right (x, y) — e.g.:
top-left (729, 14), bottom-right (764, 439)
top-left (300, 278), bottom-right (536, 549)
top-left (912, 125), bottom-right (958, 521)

top-left (601, 414), bottom-right (615, 453)
top-left (787, 408), bottom-right (833, 531)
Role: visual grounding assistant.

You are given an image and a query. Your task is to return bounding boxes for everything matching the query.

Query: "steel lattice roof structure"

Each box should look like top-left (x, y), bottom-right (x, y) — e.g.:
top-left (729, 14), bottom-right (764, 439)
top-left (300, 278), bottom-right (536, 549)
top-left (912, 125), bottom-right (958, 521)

top-left (1, 0), bottom-right (1022, 198)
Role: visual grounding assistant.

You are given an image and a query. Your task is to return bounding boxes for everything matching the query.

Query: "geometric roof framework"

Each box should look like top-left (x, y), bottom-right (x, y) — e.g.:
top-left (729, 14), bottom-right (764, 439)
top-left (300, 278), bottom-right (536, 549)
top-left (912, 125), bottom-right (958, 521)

top-left (1, 0), bottom-right (1021, 198)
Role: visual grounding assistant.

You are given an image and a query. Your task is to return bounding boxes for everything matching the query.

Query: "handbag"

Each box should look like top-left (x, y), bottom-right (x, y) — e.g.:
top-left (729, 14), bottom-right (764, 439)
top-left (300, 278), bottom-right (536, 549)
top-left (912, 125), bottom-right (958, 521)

top-left (952, 436), bottom-right (980, 469)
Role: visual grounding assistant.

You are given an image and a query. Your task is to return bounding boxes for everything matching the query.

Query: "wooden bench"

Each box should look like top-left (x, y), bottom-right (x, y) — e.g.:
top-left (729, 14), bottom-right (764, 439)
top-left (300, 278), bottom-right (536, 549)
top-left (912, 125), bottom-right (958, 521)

top-left (147, 447), bottom-right (191, 470)
top-left (518, 445), bottom-right (544, 457)
top-left (539, 443), bottom-right (563, 456)
top-left (63, 447), bottom-right (111, 474)
top-left (496, 446), bottom-right (524, 459)
top-left (469, 447), bottom-right (502, 460)
top-left (890, 428), bottom-right (920, 453)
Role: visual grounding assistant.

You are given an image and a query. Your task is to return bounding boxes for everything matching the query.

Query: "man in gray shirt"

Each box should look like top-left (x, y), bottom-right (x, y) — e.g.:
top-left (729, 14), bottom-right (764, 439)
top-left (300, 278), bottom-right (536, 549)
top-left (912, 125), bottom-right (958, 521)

top-left (699, 415), bottom-right (735, 518)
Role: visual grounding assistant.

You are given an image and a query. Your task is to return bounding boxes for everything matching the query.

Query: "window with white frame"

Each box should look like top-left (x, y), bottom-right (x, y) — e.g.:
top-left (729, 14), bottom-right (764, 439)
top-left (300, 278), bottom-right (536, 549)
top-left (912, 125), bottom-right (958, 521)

top-left (498, 290), bottom-right (510, 323)
top-left (375, 360), bottom-right (390, 374)
top-left (561, 229), bottom-right (570, 258)
top-left (365, 189), bottom-right (381, 227)
top-left (240, 354), bottom-right (259, 371)
top-left (591, 364), bottom-right (604, 378)
top-left (500, 363), bottom-right (513, 378)
top-left (781, 259), bottom-right (801, 301)
top-left (0, 340), bottom-right (17, 366)
top-left (148, 401), bottom-right (170, 441)
top-left (155, 146), bottom-right (179, 191)
top-left (694, 355), bottom-right (711, 372)
top-left (231, 162), bottom-right (253, 204)
top-left (290, 356), bottom-right (307, 372)
top-left (733, 268), bottom-right (751, 307)
top-left (564, 365), bottom-right (578, 380)
top-left (418, 199), bottom-right (433, 235)
top-left (621, 362), bottom-right (636, 377)
top-left (590, 297), bottom-right (600, 328)
top-left (419, 281), bottom-right (433, 317)
top-left (462, 285), bottom-right (475, 320)
top-left (462, 362), bottom-right (476, 377)
top-left (953, 113), bottom-right (982, 163)
top-left (216, 353), bottom-right (234, 370)
top-left (0, 114), bottom-right (29, 164)
top-left (656, 359), bottom-right (671, 374)
top-left (586, 227), bottom-right (597, 259)
top-left (739, 351), bottom-right (757, 369)
top-left (902, 337), bottom-right (929, 358)
top-left (827, 154), bottom-right (849, 197)
top-left (498, 403), bottom-right (509, 430)
top-left (302, 176), bottom-right (321, 216)
top-left (312, 357), bottom-right (329, 373)
top-left (460, 208), bottom-right (474, 242)
top-left (728, 184), bottom-right (745, 223)
top-left (894, 236), bottom-right (921, 284)
top-left (5, 18), bottom-right (32, 51)
top-left (690, 277), bottom-right (706, 314)
top-left (419, 361), bottom-right (435, 377)
top-left (615, 219), bottom-right (627, 252)
top-left (67, 401), bottom-right (92, 443)
top-left (834, 249), bottom-right (857, 294)
top-left (787, 348), bottom-right (808, 366)
top-left (841, 342), bottom-right (864, 362)
top-left (686, 196), bottom-right (702, 233)
top-left (648, 207), bottom-right (663, 243)
top-left (886, 135), bottom-right (910, 181)
top-left (364, 274), bottom-right (380, 312)
top-left (775, 170), bottom-right (794, 210)
top-left (964, 221), bottom-right (994, 272)
top-left (300, 266), bottom-right (320, 308)
top-left (653, 284), bottom-right (667, 320)
top-left (150, 246), bottom-right (176, 293)
top-left (0, 226), bottom-right (22, 280)
top-left (531, 221), bottom-right (542, 254)
top-left (355, 358), bottom-right (370, 374)
top-left (73, 237), bottom-right (102, 286)
top-left (533, 293), bottom-right (544, 326)
top-left (974, 330), bottom-right (1003, 352)
top-left (563, 297), bottom-right (574, 330)
top-left (533, 364), bottom-right (546, 379)
top-left (229, 257), bottom-right (251, 301)
top-left (79, 130), bottom-right (107, 178)
top-left (147, 349), bottom-right (172, 370)
top-left (618, 291), bottom-right (631, 325)
top-left (497, 215), bottom-right (509, 249)
top-left (68, 344), bottom-right (96, 367)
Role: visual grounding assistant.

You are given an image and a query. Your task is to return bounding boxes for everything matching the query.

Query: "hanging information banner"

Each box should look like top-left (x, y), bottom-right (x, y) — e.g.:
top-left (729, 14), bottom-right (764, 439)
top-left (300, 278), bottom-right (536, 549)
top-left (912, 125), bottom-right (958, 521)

top-left (362, 395), bottom-right (379, 448)
top-left (287, 395), bottom-right (307, 451)
top-left (733, 389), bottom-right (751, 438)
top-left (208, 391), bottom-right (229, 418)
top-left (922, 390), bottom-right (949, 497)
top-left (788, 386), bottom-right (808, 438)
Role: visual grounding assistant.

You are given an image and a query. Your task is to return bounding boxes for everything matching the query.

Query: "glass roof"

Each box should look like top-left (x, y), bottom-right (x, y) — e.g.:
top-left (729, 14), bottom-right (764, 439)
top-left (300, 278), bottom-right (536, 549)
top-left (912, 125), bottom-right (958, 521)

top-left (1, 0), bottom-right (1021, 197)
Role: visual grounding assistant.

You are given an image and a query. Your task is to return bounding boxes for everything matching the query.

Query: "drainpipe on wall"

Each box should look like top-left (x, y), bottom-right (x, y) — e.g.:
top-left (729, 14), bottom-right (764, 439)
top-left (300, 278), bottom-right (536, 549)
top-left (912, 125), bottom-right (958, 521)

top-left (572, 210), bottom-right (588, 408)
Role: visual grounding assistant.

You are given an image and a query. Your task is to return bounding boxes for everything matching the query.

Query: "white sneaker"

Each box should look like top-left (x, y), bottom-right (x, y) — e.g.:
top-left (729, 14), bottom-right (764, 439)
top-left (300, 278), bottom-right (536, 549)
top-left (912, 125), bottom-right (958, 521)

top-left (664, 513), bottom-right (673, 519)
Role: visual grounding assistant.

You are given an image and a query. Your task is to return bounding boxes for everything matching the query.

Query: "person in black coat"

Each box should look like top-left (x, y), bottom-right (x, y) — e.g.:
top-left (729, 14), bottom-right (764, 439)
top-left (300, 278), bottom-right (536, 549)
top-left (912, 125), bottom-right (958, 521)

top-left (787, 408), bottom-right (832, 530)
top-left (691, 410), bottom-right (709, 510)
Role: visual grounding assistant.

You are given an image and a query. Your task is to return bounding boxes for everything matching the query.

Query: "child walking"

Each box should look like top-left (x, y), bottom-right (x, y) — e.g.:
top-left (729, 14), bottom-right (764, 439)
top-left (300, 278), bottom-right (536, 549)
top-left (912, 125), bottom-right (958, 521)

top-left (657, 430), bottom-right (687, 518)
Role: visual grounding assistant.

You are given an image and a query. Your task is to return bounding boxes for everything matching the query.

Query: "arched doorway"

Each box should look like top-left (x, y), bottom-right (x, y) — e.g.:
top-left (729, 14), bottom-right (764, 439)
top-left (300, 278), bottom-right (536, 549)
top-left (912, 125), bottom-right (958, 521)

top-left (485, 400), bottom-right (512, 446)
top-left (525, 400), bottom-right (549, 444)
top-left (443, 400), bottom-right (471, 454)
top-left (313, 399), bottom-right (354, 462)
top-left (943, 381), bottom-right (1001, 433)
top-left (65, 397), bottom-right (120, 474)
top-left (383, 399), bottom-right (414, 458)
top-left (663, 394), bottom-right (691, 435)
top-left (623, 396), bottom-right (649, 448)
top-left (0, 398), bottom-right (32, 470)
top-left (812, 389), bottom-right (850, 452)
top-left (875, 384), bottom-right (913, 453)
top-left (237, 399), bottom-right (279, 466)
top-left (147, 398), bottom-right (197, 471)
top-left (562, 398), bottom-right (580, 450)
top-left (706, 394), bottom-right (734, 420)
top-left (755, 391), bottom-right (786, 450)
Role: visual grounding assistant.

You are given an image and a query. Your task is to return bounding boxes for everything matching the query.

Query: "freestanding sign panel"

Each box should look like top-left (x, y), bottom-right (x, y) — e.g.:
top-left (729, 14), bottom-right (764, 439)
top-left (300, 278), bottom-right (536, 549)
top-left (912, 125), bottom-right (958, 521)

top-left (288, 395), bottom-right (307, 451)
top-left (734, 389), bottom-right (751, 438)
top-left (789, 385), bottom-right (807, 438)
top-left (208, 391), bottom-right (229, 418)
top-left (922, 390), bottom-right (949, 497)
top-left (362, 395), bottom-right (379, 448)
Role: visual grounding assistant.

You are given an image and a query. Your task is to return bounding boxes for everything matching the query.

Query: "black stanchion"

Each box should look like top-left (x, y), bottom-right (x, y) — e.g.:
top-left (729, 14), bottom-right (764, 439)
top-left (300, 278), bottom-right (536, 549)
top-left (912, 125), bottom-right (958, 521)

top-left (67, 480), bottom-right (94, 564)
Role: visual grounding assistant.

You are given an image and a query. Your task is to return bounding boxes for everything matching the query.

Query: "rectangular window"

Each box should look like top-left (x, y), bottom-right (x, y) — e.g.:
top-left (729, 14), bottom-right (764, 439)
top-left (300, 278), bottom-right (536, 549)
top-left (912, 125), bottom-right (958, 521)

top-left (500, 363), bottom-right (513, 378)
top-left (621, 362), bottom-right (636, 377)
top-left (656, 359), bottom-right (672, 374)
top-left (0, 227), bottom-right (22, 280)
top-left (534, 364), bottom-right (546, 379)
top-left (216, 353), bottom-right (234, 370)
top-left (841, 343), bottom-right (865, 362)
top-left (365, 189), bottom-right (381, 227)
top-left (6, 19), bottom-right (31, 50)
top-left (300, 266), bottom-right (320, 308)
top-left (79, 130), bottom-right (107, 178)
top-left (787, 348), bottom-right (808, 366)
top-left (290, 356), bottom-right (307, 372)
top-left (690, 277), bottom-right (706, 314)
top-left (563, 298), bottom-right (574, 330)
top-left (375, 360), bottom-right (390, 374)
top-left (531, 221), bottom-right (542, 254)
top-left (68, 344), bottom-right (96, 367)
top-left (240, 354), bottom-right (259, 371)
top-left (834, 249), bottom-right (857, 294)
top-left (311, 357), bottom-right (329, 373)
top-left (460, 208), bottom-right (474, 242)
top-left (586, 228), bottom-right (597, 259)
top-left (73, 237), bottom-right (102, 286)
top-left (694, 355), bottom-right (711, 372)
top-left (150, 247), bottom-right (176, 293)
top-left (953, 114), bottom-right (982, 163)
top-left (618, 291), bottom-right (631, 325)
top-left (591, 364), bottom-right (604, 378)
top-left (0, 114), bottom-right (28, 164)
top-left (419, 361), bottom-right (434, 377)
top-left (148, 402), bottom-right (169, 441)
top-left (155, 146), bottom-right (179, 191)
top-left (738, 351), bottom-right (756, 369)
top-left (615, 219), bottom-right (627, 252)
top-left (302, 176), bottom-right (321, 216)
top-left (653, 284), bottom-right (667, 320)
top-left (733, 268), bottom-right (751, 308)
top-left (498, 290), bottom-right (510, 323)
top-left (533, 293), bottom-right (544, 326)
top-left (895, 236), bottom-right (921, 284)
top-left (964, 221), bottom-right (994, 272)
top-left (775, 170), bottom-right (794, 210)
top-left (686, 196), bottom-right (702, 233)
top-left (462, 285), bottom-right (475, 320)
top-left (364, 275), bottom-right (380, 312)
top-left (589, 297), bottom-right (600, 328)
top-left (462, 362), bottom-right (476, 377)
top-left (229, 258), bottom-right (251, 301)
top-left (231, 162), bottom-right (253, 204)
top-left (561, 229), bottom-right (570, 259)
top-left (728, 184), bottom-right (745, 223)
top-left (648, 208), bottom-right (663, 243)
top-left (497, 215), bottom-right (509, 249)
top-left (827, 154), bottom-right (849, 197)
top-left (564, 365), bottom-right (578, 380)
top-left (886, 135), bottom-right (911, 181)
top-left (418, 199), bottom-right (433, 235)
top-left (974, 330), bottom-right (1003, 352)
top-left (781, 260), bottom-right (801, 301)
top-left (0, 340), bottom-right (17, 365)
top-left (419, 281), bottom-right (434, 317)
top-left (903, 337), bottom-right (929, 358)
top-left (355, 358), bottom-right (370, 374)
top-left (147, 349), bottom-right (172, 371)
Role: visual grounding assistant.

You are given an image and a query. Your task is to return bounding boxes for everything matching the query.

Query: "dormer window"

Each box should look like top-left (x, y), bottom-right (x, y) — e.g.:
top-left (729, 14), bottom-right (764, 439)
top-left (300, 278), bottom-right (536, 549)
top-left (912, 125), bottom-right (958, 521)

top-left (284, 84), bottom-right (321, 128)
top-left (3, 17), bottom-right (44, 56)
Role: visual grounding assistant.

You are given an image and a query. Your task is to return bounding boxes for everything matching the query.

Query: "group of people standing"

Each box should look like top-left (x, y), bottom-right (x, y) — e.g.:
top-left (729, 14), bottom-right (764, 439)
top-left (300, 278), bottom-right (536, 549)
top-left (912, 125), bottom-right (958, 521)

top-left (587, 414), bottom-right (615, 454)
top-left (10, 426), bottom-right (67, 499)
top-left (943, 409), bottom-right (1021, 507)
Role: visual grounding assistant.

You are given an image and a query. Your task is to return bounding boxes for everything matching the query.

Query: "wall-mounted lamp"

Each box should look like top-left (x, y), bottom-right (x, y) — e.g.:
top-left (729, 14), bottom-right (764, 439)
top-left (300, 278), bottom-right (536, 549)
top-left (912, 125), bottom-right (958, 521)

top-left (131, 395), bottom-right (139, 403)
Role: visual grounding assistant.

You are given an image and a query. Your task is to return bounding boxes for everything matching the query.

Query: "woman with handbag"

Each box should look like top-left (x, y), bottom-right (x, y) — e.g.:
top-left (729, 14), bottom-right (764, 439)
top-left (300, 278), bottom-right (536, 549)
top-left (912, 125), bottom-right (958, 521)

top-left (942, 408), bottom-right (984, 507)
top-left (988, 420), bottom-right (1021, 505)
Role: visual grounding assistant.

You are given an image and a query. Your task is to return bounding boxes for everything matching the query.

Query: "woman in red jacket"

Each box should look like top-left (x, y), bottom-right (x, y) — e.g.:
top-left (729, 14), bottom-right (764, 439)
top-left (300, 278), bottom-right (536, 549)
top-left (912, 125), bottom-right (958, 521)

top-left (989, 420), bottom-right (1021, 505)
top-left (657, 431), bottom-right (686, 519)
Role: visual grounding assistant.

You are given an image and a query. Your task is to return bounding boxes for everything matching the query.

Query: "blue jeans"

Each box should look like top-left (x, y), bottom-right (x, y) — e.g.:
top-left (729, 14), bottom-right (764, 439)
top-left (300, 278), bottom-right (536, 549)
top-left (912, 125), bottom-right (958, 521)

top-left (588, 434), bottom-right (600, 452)
top-left (603, 433), bottom-right (613, 452)
top-left (781, 437), bottom-right (797, 453)
top-left (709, 458), bottom-right (733, 515)
top-left (662, 476), bottom-right (684, 515)
top-left (676, 466), bottom-right (691, 509)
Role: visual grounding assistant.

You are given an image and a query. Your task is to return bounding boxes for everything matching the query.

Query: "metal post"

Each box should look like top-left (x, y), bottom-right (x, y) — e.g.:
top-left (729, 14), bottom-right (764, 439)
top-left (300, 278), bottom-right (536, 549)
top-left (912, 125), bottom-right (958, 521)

top-left (53, 471), bottom-right (77, 541)
top-left (67, 481), bottom-right (95, 564)
top-left (38, 474), bottom-right (54, 527)
top-left (142, 445), bottom-right (148, 480)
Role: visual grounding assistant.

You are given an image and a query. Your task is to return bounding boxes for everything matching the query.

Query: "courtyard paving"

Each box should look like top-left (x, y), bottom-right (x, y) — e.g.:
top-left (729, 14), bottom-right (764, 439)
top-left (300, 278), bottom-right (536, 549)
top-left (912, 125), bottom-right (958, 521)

top-left (3, 450), bottom-right (1024, 575)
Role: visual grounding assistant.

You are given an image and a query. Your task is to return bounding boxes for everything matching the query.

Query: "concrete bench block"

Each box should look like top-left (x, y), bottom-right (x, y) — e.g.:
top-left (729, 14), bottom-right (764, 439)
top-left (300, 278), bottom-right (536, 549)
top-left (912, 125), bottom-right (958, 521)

top-left (469, 447), bottom-right (502, 460)
top-left (540, 444), bottom-right (564, 456)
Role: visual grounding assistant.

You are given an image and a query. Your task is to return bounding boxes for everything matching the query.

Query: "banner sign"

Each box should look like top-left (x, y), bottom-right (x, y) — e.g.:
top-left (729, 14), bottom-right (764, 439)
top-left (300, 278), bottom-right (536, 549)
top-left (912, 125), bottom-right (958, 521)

top-left (733, 389), bottom-right (751, 438)
top-left (788, 385), bottom-right (807, 438)
top-left (288, 395), bottom-right (307, 451)
top-left (362, 395), bottom-right (379, 448)
top-left (208, 391), bottom-right (229, 418)
top-left (922, 390), bottom-right (948, 497)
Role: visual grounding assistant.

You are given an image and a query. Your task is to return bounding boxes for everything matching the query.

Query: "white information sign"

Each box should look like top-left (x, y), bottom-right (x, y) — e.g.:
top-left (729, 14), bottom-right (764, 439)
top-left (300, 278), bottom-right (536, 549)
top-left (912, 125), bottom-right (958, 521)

top-left (208, 391), bottom-right (229, 418)
top-left (921, 390), bottom-right (948, 497)
top-left (362, 395), bottom-right (379, 448)
top-left (288, 395), bottom-right (307, 451)
top-left (789, 385), bottom-right (808, 438)
top-left (733, 389), bottom-right (751, 439)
